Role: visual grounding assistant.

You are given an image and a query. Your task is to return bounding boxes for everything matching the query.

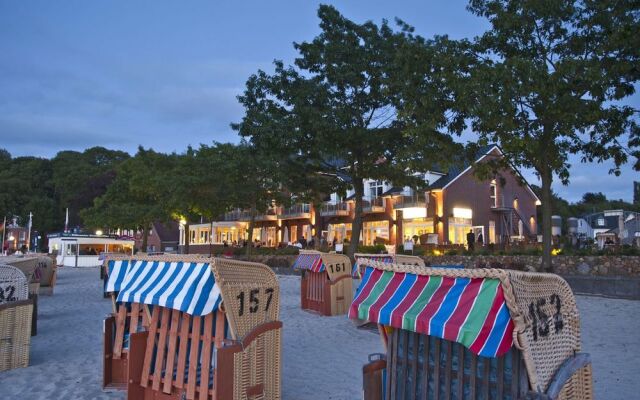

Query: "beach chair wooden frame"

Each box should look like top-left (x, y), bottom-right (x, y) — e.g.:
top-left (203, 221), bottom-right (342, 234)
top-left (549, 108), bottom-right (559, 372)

top-left (0, 264), bottom-right (33, 372)
top-left (124, 257), bottom-right (282, 400)
top-left (295, 252), bottom-right (353, 316)
top-left (353, 262), bottom-right (593, 400)
top-left (102, 254), bottom-right (212, 391)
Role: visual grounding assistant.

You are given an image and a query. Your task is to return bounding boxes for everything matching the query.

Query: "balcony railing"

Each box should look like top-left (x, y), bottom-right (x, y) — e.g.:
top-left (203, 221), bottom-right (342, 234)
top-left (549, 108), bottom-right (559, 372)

top-left (224, 208), bottom-right (280, 221)
top-left (320, 202), bottom-right (350, 217)
top-left (278, 204), bottom-right (312, 219)
top-left (393, 194), bottom-right (426, 209)
top-left (224, 209), bottom-right (244, 221)
top-left (362, 197), bottom-right (385, 213)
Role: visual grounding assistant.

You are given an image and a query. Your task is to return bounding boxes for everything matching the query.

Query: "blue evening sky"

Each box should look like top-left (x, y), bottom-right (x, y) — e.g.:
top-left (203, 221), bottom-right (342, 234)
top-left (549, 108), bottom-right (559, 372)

top-left (0, 0), bottom-right (637, 202)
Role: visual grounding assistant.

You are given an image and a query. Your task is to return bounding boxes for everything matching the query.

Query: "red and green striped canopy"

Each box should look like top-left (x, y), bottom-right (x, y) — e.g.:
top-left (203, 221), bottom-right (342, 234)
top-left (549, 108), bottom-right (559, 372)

top-left (349, 266), bottom-right (514, 358)
top-left (293, 254), bottom-right (325, 273)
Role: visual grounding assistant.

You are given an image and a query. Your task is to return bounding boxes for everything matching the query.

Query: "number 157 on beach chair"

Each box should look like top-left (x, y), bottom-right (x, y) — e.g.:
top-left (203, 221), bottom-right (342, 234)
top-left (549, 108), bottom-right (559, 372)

top-left (351, 261), bottom-right (593, 400)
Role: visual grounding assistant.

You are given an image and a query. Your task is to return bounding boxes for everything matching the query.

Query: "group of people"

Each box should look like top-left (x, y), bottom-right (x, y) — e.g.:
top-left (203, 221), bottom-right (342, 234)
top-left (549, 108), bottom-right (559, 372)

top-left (466, 229), bottom-right (484, 251)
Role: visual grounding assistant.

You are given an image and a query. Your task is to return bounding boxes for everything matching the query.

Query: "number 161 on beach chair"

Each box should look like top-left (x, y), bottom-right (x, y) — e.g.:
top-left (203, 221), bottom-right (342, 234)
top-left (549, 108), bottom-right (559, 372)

top-left (351, 261), bottom-right (593, 400)
top-left (294, 251), bottom-right (353, 316)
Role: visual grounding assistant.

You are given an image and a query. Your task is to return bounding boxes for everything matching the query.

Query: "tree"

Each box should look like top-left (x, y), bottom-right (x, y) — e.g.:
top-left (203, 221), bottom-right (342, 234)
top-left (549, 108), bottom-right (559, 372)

top-left (51, 147), bottom-right (129, 229)
top-left (81, 147), bottom-right (172, 251)
top-left (235, 5), bottom-right (462, 259)
top-left (464, 0), bottom-right (640, 270)
top-left (0, 156), bottom-right (57, 238)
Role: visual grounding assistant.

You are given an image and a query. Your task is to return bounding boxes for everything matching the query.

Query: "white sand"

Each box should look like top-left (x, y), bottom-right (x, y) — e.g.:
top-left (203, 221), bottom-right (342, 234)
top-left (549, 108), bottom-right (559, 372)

top-left (0, 268), bottom-right (638, 399)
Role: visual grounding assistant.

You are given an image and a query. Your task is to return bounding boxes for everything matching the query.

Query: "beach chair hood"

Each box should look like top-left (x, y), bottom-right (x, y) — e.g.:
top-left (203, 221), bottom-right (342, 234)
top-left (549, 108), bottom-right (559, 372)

top-left (350, 260), bottom-right (585, 393)
top-left (293, 252), bottom-right (351, 282)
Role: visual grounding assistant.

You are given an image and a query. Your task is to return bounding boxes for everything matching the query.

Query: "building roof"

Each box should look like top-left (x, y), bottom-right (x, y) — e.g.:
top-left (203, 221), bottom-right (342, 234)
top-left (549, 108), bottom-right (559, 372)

top-left (152, 221), bottom-right (179, 243)
top-left (427, 144), bottom-right (497, 190)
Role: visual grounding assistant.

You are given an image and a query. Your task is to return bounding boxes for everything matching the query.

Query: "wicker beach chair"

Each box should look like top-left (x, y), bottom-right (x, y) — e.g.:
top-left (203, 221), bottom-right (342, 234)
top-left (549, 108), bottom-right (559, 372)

top-left (124, 257), bottom-right (282, 400)
top-left (352, 261), bottom-right (593, 400)
top-left (0, 264), bottom-right (33, 372)
top-left (294, 252), bottom-right (353, 316)
top-left (102, 254), bottom-right (213, 391)
top-left (353, 253), bottom-right (425, 279)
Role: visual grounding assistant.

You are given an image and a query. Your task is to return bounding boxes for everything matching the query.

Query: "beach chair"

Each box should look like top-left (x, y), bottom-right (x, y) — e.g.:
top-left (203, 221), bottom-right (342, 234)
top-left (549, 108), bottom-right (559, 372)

top-left (0, 264), bottom-right (34, 372)
top-left (124, 257), bottom-right (281, 400)
top-left (36, 255), bottom-right (56, 295)
top-left (102, 254), bottom-right (212, 391)
top-left (294, 252), bottom-right (353, 316)
top-left (351, 261), bottom-right (593, 400)
top-left (353, 254), bottom-right (425, 278)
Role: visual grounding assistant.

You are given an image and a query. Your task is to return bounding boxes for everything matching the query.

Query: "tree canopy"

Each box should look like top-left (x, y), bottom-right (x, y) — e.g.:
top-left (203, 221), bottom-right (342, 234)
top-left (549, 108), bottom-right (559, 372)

top-left (462, 0), bottom-right (640, 270)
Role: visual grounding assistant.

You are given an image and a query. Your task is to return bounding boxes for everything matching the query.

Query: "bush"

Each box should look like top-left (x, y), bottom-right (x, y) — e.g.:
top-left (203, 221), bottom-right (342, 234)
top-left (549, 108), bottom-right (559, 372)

top-left (357, 244), bottom-right (388, 254)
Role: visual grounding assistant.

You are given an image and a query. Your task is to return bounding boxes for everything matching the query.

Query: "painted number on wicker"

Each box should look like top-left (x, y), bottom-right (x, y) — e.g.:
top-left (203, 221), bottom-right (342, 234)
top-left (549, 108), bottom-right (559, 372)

top-left (528, 294), bottom-right (564, 341)
top-left (237, 287), bottom-right (275, 316)
top-left (328, 263), bottom-right (347, 274)
top-left (0, 284), bottom-right (17, 303)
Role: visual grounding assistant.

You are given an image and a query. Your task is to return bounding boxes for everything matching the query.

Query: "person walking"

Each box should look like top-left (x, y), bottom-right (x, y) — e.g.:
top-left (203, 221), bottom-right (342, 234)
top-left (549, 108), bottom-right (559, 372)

top-left (466, 229), bottom-right (475, 251)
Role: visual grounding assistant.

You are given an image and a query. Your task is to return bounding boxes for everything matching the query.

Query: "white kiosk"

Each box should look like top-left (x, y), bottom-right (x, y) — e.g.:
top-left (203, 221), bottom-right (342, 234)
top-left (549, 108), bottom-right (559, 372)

top-left (48, 233), bottom-right (134, 267)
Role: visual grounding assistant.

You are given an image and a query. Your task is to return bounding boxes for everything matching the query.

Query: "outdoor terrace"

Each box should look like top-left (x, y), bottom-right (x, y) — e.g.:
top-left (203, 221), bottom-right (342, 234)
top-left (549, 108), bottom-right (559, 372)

top-left (320, 202), bottom-right (350, 217)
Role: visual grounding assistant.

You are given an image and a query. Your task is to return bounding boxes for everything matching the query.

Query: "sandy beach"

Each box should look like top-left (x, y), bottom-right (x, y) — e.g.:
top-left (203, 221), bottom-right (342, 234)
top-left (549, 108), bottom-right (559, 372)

top-left (1, 267), bottom-right (638, 399)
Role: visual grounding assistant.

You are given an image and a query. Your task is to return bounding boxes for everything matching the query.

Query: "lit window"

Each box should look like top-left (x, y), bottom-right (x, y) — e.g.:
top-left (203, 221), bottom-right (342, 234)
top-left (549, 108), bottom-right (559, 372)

top-left (490, 180), bottom-right (497, 207)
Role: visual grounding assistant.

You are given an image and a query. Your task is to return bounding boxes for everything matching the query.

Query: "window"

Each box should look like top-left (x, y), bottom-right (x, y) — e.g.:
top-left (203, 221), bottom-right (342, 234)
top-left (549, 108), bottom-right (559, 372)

top-left (490, 180), bottom-right (497, 207)
top-left (369, 180), bottom-right (384, 198)
top-left (489, 220), bottom-right (496, 244)
top-left (597, 218), bottom-right (605, 227)
top-left (363, 221), bottom-right (389, 245)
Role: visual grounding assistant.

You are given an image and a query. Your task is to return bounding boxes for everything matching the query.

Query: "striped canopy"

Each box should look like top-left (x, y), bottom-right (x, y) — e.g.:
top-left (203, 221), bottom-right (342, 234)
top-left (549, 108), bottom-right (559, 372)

top-left (292, 254), bottom-right (325, 273)
top-left (353, 255), bottom-right (394, 278)
top-left (349, 266), bottom-right (514, 358)
top-left (105, 260), bottom-right (131, 293)
top-left (115, 260), bottom-right (222, 316)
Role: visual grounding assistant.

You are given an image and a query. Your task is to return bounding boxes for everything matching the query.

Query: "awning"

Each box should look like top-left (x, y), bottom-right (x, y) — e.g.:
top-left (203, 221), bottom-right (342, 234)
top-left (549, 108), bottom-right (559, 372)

top-left (349, 266), bottom-right (514, 358)
top-left (353, 255), bottom-right (394, 278)
top-left (116, 260), bottom-right (222, 316)
top-left (292, 254), bottom-right (325, 273)
top-left (105, 260), bottom-right (131, 293)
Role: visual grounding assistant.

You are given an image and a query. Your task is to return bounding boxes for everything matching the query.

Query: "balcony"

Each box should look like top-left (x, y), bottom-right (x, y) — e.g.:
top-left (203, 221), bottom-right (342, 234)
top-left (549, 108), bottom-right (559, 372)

top-left (362, 197), bottom-right (385, 213)
top-left (278, 204), bottom-right (312, 220)
top-left (320, 202), bottom-right (350, 217)
top-left (224, 209), bottom-right (244, 221)
top-left (393, 194), bottom-right (426, 209)
top-left (224, 208), bottom-right (279, 222)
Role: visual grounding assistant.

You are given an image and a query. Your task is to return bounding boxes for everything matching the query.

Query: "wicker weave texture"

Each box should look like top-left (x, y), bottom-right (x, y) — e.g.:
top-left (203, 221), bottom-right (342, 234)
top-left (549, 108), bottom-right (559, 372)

top-left (0, 264), bottom-right (29, 303)
top-left (211, 258), bottom-right (280, 340)
top-left (360, 260), bottom-right (592, 399)
top-left (0, 300), bottom-right (33, 371)
top-left (232, 326), bottom-right (282, 400)
top-left (2, 257), bottom-right (40, 284)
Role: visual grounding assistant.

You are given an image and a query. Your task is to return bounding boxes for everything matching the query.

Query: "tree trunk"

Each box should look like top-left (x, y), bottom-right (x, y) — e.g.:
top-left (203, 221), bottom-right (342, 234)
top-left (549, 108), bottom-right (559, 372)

top-left (246, 203), bottom-right (256, 258)
top-left (183, 222), bottom-right (190, 254)
top-left (313, 200), bottom-right (322, 249)
top-left (348, 178), bottom-right (365, 261)
top-left (209, 220), bottom-right (214, 257)
top-left (540, 165), bottom-right (553, 272)
top-left (141, 223), bottom-right (149, 253)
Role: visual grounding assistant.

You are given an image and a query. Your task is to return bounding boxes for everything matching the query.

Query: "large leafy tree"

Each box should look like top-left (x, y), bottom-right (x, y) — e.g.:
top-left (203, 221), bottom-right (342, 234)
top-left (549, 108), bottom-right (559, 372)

top-left (81, 147), bottom-right (173, 251)
top-left (464, 0), bottom-right (639, 270)
top-left (235, 5), bottom-right (462, 259)
top-left (0, 155), bottom-right (57, 241)
top-left (51, 147), bottom-right (129, 229)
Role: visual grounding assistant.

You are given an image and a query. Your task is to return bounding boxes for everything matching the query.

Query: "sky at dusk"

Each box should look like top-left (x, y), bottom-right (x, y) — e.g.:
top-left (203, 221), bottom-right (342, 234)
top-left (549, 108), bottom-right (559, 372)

top-left (0, 0), bottom-right (637, 202)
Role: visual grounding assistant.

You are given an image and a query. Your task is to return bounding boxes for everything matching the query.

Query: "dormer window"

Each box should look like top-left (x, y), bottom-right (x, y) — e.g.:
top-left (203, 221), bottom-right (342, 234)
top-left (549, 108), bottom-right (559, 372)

top-left (490, 180), bottom-right (497, 207)
top-left (597, 218), bottom-right (605, 227)
top-left (369, 180), bottom-right (384, 198)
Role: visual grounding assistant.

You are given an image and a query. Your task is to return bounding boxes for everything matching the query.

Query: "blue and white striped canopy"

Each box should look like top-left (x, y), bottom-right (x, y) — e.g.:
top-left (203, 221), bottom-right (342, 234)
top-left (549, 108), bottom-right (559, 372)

top-left (114, 260), bottom-right (222, 316)
top-left (105, 260), bottom-right (132, 293)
